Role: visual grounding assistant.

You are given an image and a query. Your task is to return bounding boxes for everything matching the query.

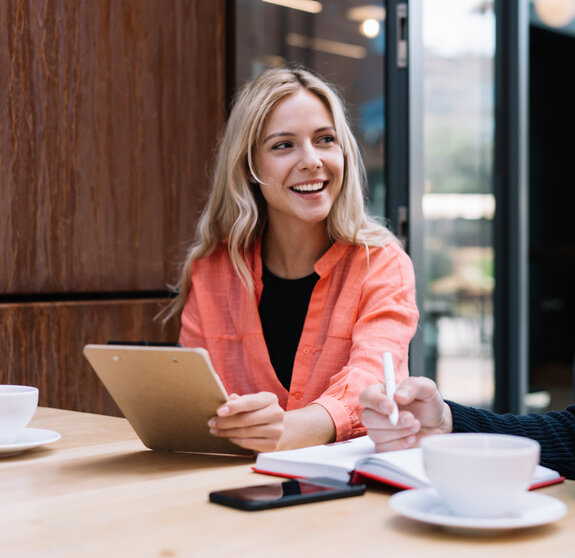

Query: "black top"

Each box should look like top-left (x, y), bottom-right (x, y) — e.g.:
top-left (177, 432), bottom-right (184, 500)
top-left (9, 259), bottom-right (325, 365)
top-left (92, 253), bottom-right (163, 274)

top-left (258, 266), bottom-right (319, 390)
top-left (448, 401), bottom-right (575, 480)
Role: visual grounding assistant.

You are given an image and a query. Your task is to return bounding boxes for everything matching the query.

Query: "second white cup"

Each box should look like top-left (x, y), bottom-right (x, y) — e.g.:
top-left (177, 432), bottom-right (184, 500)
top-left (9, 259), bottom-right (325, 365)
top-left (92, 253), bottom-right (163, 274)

top-left (0, 385), bottom-right (39, 445)
top-left (421, 432), bottom-right (540, 518)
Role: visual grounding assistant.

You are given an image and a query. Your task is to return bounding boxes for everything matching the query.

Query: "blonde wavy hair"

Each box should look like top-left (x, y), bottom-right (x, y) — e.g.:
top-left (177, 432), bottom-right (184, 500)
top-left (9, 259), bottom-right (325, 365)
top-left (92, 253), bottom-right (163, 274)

top-left (164, 66), bottom-right (398, 321)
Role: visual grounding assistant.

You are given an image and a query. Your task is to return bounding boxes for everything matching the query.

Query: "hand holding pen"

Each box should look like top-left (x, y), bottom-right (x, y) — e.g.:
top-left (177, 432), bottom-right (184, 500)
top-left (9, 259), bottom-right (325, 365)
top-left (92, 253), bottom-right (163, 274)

top-left (360, 375), bottom-right (454, 453)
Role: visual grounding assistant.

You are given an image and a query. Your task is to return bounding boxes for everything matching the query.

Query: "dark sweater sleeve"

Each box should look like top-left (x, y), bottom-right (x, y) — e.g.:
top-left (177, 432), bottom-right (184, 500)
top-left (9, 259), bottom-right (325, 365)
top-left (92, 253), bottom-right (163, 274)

top-left (447, 401), bottom-right (575, 480)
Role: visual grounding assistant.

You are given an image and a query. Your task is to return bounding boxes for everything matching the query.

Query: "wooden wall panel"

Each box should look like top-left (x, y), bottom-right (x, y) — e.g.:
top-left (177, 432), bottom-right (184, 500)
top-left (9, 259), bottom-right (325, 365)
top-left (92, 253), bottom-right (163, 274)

top-left (0, 299), bottom-right (180, 416)
top-left (0, 0), bottom-right (226, 294)
top-left (0, 0), bottom-right (228, 414)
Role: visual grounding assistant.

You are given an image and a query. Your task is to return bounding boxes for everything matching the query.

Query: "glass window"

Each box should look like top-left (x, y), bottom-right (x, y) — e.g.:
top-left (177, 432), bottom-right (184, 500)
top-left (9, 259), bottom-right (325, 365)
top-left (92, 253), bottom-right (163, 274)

top-left (422, 0), bottom-right (496, 408)
top-left (235, 0), bottom-right (387, 218)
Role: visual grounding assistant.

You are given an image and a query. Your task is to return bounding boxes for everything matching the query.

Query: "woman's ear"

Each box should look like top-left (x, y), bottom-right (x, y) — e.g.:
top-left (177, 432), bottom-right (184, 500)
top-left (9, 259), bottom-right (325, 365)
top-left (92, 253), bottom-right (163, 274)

top-left (245, 159), bottom-right (258, 185)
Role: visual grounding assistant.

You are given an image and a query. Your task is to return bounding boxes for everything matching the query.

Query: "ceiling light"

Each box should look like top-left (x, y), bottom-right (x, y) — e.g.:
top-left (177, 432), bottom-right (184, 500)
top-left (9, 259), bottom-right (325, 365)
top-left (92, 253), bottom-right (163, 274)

top-left (262, 0), bottom-right (323, 14)
top-left (286, 33), bottom-right (366, 59)
top-left (346, 5), bottom-right (386, 22)
top-left (360, 18), bottom-right (380, 38)
top-left (534, 0), bottom-right (575, 27)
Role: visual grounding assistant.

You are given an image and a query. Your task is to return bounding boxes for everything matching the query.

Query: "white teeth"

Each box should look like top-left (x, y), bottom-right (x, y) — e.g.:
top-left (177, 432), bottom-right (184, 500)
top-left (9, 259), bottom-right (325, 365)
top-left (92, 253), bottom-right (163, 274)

top-left (291, 182), bottom-right (324, 192)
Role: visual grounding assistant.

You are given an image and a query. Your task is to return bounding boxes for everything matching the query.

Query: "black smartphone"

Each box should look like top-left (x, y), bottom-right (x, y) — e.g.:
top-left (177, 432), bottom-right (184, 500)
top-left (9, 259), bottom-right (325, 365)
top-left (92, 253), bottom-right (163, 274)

top-left (209, 477), bottom-right (366, 511)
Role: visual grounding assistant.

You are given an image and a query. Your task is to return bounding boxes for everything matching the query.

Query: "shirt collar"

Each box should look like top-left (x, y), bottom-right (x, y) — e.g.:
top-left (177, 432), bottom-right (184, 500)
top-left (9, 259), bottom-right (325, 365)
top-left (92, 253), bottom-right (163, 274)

top-left (252, 236), bottom-right (264, 297)
top-left (313, 241), bottom-right (350, 277)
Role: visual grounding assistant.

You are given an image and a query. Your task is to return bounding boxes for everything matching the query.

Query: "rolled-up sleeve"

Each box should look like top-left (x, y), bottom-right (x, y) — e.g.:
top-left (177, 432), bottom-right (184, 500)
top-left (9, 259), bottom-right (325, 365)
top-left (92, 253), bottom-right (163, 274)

top-left (306, 243), bottom-right (419, 441)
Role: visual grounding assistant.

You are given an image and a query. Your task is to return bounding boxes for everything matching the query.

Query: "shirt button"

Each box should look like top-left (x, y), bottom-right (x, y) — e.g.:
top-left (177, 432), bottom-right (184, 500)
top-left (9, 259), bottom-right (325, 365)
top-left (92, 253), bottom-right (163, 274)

top-left (293, 392), bottom-right (302, 401)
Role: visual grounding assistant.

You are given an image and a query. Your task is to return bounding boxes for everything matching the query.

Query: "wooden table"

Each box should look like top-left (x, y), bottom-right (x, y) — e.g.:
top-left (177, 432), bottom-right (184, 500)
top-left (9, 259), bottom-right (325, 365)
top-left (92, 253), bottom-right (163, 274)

top-left (1, 408), bottom-right (573, 557)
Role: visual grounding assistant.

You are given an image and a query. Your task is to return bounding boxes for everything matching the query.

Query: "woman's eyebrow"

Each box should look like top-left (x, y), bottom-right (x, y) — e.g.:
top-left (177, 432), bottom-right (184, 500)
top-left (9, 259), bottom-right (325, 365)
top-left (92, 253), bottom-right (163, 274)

top-left (262, 131), bottom-right (294, 145)
top-left (262, 126), bottom-right (336, 145)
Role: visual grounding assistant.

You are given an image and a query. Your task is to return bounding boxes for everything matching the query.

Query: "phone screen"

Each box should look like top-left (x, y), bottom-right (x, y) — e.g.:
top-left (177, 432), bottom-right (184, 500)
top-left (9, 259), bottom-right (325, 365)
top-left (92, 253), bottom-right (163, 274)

top-left (209, 478), bottom-right (366, 511)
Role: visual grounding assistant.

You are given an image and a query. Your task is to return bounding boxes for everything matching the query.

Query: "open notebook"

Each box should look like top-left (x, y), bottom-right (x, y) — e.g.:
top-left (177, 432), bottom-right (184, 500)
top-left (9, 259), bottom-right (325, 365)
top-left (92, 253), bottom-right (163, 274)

top-left (253, 435), bottom-right (564, 490)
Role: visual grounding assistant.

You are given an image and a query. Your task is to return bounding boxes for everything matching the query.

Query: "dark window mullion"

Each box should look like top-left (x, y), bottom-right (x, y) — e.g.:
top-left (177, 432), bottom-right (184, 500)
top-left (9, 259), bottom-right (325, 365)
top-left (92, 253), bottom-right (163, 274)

top-left (493, 0), bottom-right (529, 414)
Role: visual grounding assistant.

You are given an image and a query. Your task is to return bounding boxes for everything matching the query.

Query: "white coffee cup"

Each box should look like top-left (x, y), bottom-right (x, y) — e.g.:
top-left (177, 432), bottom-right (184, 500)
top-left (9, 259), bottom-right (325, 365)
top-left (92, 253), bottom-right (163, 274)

top-left (421, 432), bottom-right (540, 518)
top-left (0, 385), bottom-right (39, 445)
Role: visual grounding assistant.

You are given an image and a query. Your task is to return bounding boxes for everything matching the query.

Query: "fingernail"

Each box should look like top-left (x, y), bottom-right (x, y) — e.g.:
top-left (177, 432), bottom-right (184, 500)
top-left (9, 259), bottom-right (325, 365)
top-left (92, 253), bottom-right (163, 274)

top-left (218, 405), bottom-right (230, 416)
top-left (396, 388), bottom-right (407, 398)
top-left (208, 418), bottom-right (215, 427)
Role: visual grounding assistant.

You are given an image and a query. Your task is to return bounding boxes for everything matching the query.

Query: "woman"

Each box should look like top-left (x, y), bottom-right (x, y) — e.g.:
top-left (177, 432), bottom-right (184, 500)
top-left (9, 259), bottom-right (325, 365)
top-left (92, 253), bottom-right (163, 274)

top-left (166, 67), bottom-right (419, 452)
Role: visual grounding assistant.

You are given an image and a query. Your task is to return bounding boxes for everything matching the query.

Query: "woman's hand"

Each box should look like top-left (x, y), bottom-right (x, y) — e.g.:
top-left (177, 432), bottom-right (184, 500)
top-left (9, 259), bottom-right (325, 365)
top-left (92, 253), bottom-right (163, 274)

top-left (208, 392), bottom-right (285, 453)
top-left (360, 377), bottom-right (453, 452)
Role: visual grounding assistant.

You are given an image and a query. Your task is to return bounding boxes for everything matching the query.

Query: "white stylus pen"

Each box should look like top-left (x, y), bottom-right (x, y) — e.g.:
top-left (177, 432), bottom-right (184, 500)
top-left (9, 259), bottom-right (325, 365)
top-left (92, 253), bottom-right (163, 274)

top-left (383, 352), bottom-right (399, 426)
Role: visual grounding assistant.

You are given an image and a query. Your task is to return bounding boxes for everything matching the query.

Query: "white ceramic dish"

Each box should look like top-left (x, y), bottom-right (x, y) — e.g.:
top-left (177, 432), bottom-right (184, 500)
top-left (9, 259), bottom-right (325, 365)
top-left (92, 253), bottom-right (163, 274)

top-left (389, 487), bottom-right (567, 532)
top-left (0, 428), bottom-right (61, 457)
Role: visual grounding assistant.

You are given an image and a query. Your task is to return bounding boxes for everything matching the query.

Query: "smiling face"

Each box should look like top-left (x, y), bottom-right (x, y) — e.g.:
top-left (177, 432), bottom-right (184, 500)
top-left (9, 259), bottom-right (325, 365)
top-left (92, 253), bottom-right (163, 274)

top-left (253, 88), bottom-right (344, 234)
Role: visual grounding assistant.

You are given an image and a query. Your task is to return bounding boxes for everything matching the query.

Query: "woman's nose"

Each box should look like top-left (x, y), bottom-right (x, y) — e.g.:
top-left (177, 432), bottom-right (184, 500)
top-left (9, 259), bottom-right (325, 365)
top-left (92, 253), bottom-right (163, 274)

top-left (298, 148), bottom-right (322, 171)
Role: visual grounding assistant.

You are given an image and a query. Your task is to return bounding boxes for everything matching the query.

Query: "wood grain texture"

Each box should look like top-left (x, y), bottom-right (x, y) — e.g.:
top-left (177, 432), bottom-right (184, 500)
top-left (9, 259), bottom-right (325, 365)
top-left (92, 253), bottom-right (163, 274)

top-left (2, 409), bottom-right (575, 558)
top-left (0, 0), bottom-right (226, 293)
top-left (0, 299), bottom-right (180, 415)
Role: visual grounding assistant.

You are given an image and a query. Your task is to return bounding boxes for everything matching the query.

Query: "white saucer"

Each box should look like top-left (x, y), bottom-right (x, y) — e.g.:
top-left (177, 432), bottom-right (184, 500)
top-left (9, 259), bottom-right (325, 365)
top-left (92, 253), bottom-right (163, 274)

top-left (0, 428), bottom-right (61, 457)
top-left (389, 487), bottom-right (567, 531)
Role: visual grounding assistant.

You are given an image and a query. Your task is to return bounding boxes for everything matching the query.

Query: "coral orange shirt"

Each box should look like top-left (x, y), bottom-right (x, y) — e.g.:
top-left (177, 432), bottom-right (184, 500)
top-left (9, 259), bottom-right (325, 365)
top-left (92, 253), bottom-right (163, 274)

top-left (179, 238), bottom-right (419, 441)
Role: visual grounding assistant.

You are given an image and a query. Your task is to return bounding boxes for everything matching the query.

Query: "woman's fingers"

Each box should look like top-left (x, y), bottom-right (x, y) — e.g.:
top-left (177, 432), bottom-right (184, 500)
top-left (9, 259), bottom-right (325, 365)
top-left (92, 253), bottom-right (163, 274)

top-left (216, 392), bottom-right (279, 417)
top-left (211, 422), bottom-right (283, 443)
top-left (209, 406), bottom-right (284, 432)
top-left (361, 407), bottom-right (421, 448)
top-left (208, 392), bottom-right (285, 452)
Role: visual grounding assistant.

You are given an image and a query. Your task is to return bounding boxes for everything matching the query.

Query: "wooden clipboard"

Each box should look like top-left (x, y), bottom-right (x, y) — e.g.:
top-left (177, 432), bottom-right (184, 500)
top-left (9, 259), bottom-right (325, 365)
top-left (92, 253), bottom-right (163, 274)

top-left (83, 344), bottom-right (253, 456)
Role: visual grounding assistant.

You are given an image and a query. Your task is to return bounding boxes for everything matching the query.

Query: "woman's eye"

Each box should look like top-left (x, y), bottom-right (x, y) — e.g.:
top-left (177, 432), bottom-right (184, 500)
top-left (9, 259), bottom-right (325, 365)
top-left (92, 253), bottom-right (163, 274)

top-left (272, 142), bottom-right (292, 150)
top-left (319, 135), bottom-right (335, 144)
